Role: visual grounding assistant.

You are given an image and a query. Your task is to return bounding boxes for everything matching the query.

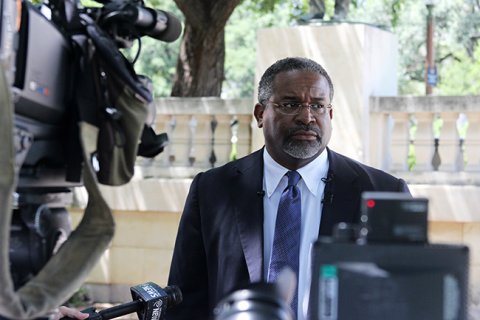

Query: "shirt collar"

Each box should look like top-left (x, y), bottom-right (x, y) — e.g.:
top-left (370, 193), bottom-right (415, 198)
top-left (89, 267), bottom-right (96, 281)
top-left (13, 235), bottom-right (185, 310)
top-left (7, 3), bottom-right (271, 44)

top-left (263, 148), bottom-right (329, 197)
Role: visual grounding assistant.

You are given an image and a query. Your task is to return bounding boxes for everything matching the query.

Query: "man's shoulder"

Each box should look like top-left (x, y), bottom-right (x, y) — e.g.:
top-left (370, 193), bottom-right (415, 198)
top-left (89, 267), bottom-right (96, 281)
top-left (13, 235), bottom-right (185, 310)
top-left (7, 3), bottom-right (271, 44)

top-left (329, 149), bottom-right (410, 192)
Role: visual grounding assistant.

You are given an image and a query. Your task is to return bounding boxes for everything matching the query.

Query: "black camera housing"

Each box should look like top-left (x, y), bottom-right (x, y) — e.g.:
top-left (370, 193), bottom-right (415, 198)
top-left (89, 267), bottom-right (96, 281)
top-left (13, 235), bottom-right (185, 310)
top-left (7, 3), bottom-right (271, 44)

top-left (308, 192), bottom-right (469, 320)
top-left (4, 0), bottom-right (175, 290)
top-left (360, 191), bottom-right (428, 244)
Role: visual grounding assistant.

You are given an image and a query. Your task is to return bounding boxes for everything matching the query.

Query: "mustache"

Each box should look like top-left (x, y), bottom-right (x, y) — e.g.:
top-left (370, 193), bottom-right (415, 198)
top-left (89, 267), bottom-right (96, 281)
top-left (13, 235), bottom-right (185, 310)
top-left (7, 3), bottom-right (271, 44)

top-left (287, 124), bottom-right (322, 137)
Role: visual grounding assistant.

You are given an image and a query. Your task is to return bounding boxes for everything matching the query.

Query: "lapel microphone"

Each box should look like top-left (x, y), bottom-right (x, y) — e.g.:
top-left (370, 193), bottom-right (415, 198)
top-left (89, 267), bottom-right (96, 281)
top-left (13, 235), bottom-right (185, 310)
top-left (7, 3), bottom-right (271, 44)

top-left (257, 190), bottom-right (266, 197)
top-left (321, 172), bottom-right (334, 184)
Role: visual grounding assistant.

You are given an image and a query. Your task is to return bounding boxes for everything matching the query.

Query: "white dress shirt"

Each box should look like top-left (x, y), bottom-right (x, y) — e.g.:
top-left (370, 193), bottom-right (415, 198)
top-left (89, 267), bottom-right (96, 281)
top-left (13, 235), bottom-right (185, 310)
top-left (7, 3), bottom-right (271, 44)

top-left (262, 149), bottom-right (329, 320)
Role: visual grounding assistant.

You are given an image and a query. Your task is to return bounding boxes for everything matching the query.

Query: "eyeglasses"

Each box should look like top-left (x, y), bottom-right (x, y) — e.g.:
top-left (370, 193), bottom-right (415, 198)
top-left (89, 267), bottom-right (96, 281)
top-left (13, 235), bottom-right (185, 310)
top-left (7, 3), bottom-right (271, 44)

top-left (264, 101), bottom-right (332, 116)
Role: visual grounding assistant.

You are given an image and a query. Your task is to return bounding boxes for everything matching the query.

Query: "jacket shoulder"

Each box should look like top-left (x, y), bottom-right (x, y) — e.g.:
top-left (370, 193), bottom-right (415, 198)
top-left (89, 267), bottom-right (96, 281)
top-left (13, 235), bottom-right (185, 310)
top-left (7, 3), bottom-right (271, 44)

top-left (329, 149), bottom-right (409, 192)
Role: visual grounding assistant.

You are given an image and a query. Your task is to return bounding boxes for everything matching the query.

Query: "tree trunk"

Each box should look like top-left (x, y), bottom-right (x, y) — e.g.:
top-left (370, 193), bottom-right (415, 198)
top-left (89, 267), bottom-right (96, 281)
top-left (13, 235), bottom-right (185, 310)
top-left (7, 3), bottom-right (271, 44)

top-left (171, 0), bottom-right (242, 97)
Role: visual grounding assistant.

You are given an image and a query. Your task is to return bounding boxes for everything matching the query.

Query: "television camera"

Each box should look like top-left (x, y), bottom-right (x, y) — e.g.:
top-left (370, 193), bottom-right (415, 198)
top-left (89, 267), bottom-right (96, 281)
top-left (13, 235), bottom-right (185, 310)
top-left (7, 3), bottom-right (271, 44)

top-left (308, 192), bottom-right (469, 320)
top-left (0, 0), bottom-right (181, 318)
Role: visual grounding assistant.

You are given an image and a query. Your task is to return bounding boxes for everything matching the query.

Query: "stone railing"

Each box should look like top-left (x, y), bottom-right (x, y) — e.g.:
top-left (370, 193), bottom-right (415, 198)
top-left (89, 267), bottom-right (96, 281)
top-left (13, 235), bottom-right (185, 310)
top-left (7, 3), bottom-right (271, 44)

top-left (136, 97), bottom-right (254, 179)
top-left (369, 96), bottom-right (480, 184)
top-left (137, 96), bottom-right (480, 183)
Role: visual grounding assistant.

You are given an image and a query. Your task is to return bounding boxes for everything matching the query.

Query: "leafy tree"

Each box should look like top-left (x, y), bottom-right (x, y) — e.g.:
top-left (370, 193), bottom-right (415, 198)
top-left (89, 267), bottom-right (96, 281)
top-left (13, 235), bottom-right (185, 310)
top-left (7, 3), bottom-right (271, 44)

top-left (223, 0), bottom-right (304, 98)
top-left (169, 0), bottom-right (244, 97)
top-left (187, 0), bottom-right (479, 98)
top-left (437, 45), bottom-right (480, 96)
top-left (432, 0), bottom-right (480, 95)
top-left (130, 0), bottom-right (479, 97)
top-left (134, 0), bottom-right (303, 98)
top-left (349, 0), bottom-right (480, 96)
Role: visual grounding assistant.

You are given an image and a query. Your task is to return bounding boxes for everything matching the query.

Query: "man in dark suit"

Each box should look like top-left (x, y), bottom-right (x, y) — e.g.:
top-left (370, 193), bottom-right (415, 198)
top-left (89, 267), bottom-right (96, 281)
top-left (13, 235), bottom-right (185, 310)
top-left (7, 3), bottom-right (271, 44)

top-left (167, 57), bottom-right (409, 320)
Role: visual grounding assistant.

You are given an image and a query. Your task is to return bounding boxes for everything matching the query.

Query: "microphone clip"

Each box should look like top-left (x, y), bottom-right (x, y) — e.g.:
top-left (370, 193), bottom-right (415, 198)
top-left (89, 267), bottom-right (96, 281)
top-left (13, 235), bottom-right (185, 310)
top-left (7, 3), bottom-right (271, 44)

top-left (321, 172), bottom-right (334, 184)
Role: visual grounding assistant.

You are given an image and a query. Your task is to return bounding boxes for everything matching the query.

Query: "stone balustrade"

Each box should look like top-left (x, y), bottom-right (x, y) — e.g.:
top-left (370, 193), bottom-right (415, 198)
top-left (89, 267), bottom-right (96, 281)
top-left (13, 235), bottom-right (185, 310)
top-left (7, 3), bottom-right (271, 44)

top-left (370, 95), bottom-right (480, 179)
top-left (136, 97), bottom-right (254, 179)
top-left (135, 96), bottom-right (480, 183)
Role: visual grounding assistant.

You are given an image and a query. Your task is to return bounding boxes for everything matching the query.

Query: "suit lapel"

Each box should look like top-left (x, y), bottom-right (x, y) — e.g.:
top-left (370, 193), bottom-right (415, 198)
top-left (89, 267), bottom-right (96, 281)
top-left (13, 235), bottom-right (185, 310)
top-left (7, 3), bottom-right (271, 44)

top-left (320, 149), bottom-right (364, 236)
top-left (233, 149), bottom-right (265, 282)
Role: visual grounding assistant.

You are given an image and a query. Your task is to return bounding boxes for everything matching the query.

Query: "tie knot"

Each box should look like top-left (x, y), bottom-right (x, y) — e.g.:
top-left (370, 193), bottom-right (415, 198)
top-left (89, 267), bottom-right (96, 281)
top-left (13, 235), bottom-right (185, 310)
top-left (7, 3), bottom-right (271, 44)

top-left (286, 171), bottom-right (301, 187)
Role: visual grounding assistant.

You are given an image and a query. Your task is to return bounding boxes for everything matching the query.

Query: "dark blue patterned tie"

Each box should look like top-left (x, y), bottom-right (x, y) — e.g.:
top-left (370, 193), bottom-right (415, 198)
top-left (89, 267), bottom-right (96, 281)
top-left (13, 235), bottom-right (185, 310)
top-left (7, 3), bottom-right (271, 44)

top-left (268, 170), bottom-right (301, 315)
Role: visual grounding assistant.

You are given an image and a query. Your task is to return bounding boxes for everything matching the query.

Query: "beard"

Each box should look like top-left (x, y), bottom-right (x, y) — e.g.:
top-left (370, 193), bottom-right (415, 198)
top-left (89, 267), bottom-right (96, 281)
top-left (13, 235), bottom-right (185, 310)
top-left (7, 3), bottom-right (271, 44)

top-left (283, 139), bottom-right (322, 159)
top-left (283, 125), bottom-right (322, 159)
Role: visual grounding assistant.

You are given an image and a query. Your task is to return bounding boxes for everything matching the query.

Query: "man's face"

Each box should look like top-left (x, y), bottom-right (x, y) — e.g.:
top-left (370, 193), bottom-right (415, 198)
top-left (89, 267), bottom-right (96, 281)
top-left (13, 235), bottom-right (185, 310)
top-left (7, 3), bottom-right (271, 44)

top-left (254, 70), bottom-right (333, 169)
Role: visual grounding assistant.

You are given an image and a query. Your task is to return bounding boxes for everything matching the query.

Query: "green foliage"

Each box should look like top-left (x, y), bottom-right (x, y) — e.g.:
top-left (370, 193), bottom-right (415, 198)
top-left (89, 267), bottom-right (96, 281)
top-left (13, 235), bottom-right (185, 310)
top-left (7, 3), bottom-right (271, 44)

top-left (324, 0), bottom-right (336, 19)
top-left (115, 0), bottom-right (479, 97)
top-left (65, 286), bottom-right (91, 308)
top-left (427, 0), bottom-right (480, 95)
top-left (437, 45), bottom-right (480, 95)
top-left (119, 0), bottom-right (304, 98)
top-left (407, 143), bottom-right (416, 171)
top-left (122, 36), bottom-right (180, 97)
top-left (80, 0), bottom-right (102, 7)
top-left (223, 0), bottom-right (301, 98)
top-left (349, 0), bottom-right (480, 96)
top-left (244, 0), bottom-right (279, 12)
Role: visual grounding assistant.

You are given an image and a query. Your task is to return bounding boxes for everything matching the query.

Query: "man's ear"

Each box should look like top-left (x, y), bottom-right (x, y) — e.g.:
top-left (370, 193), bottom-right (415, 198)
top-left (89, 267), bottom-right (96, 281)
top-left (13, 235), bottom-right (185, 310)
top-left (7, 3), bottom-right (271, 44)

top-left (254, 103), bottom-right (265, 128)
top-left (329, 107), bottom-right (333, 120)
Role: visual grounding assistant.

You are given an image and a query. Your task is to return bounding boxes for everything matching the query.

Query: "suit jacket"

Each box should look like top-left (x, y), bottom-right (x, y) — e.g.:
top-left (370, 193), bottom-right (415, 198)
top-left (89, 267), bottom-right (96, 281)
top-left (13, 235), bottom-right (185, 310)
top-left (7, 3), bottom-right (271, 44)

top-left (166, 148), bottom-right (410, 319)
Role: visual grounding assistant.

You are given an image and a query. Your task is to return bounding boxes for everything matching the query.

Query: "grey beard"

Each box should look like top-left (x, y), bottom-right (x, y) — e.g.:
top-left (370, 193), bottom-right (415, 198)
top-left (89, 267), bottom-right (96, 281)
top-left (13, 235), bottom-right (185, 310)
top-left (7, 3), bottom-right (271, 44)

top-left (283, 139), bottom-right (321, 159)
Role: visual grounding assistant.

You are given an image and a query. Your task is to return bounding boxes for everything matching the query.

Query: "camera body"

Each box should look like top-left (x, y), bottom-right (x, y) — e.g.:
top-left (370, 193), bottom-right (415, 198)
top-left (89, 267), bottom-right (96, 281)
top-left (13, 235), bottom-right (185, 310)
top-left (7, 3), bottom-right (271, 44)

top-left (13, 1), bottom-right (76, 189)
top-left (308, 192), bottom-right (469, 320)
top-left (2, 0), bottom-right (178, 290)
top-left (5, 0), bottom-right (78, 290)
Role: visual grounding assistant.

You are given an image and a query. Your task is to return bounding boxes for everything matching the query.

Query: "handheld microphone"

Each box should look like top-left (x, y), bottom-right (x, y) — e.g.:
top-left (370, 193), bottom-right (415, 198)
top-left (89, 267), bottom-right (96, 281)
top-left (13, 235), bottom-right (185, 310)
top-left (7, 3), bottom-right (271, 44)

top-left (60, 283), bottom-right (182, 320)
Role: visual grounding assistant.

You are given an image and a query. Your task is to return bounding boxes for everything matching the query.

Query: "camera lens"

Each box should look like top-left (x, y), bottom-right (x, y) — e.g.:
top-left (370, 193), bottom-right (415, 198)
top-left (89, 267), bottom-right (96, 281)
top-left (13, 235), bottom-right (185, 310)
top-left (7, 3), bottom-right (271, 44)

top-left (214, 282), bottom-right (293, 320)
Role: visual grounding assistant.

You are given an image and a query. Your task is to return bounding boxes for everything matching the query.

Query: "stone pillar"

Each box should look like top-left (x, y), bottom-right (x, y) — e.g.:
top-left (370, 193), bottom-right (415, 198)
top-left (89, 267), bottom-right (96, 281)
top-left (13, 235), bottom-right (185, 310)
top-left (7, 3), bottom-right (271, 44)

top-left (252, 23), bottom-right (398, 163)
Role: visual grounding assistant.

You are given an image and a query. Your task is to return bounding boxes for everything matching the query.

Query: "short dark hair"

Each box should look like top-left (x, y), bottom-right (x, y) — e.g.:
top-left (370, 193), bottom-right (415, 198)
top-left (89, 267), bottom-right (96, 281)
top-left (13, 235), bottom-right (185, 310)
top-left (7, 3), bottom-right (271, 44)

top-left (257, 57), bottom-right (334, 103)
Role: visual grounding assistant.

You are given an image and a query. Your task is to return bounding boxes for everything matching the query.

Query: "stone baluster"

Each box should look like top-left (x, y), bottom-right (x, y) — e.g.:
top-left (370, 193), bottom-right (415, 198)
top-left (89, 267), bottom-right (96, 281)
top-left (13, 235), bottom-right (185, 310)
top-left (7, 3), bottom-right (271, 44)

top-left (209, 116), bottom-right (218, 168)
top-left (188, 116), bottom-right (197, 166)
top-left (383, 113), bottom-right (395, 171)
top-left (167, 116), bottom-right (176, 165)
top-left (408, 114), bottom-right (418, 171)
top-left (431, 113), bottom-right (443, 171)
top-left (455, 113), bottom-right (469, 171)
top-left (230, 116), bottom-right (239, 161)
